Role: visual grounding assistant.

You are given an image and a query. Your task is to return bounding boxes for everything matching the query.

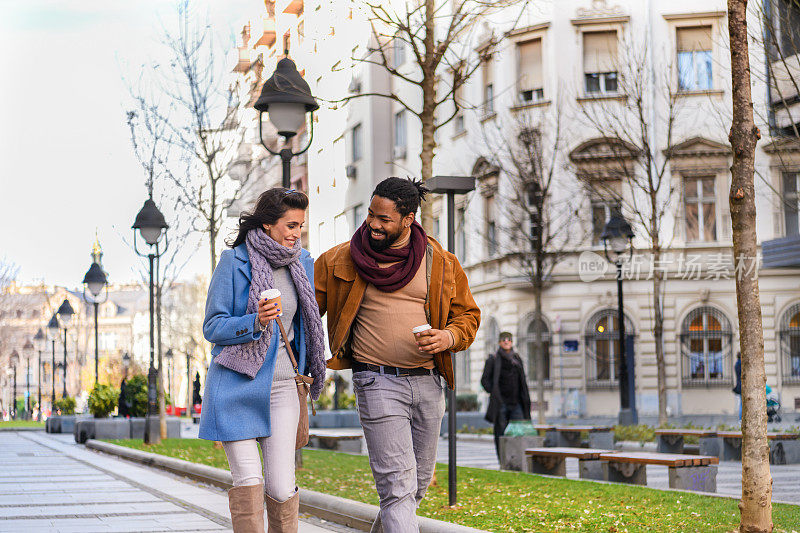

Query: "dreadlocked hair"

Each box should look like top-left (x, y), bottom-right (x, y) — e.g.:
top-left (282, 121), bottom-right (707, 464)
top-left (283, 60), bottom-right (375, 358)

top-left (372, 177), bottom-right (430, 217)
top-left (227, 187), bottom-right (308, 248)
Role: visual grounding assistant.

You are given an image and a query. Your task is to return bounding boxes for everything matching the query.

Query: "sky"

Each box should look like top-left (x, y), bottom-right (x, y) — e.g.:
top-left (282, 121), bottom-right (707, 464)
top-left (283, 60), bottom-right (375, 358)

top-left (0, 0), bottom-right (257, 288)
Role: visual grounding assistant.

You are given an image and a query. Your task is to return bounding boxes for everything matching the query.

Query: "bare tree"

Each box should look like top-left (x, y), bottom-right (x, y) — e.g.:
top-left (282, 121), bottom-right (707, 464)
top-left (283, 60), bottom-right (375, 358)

top-left (479, 107), bottom-right (582, 422)
top-left (728, 1), bottom-right (773, 531)
top-left (341, 0), bottom-right (529, 232)
top-left (575, 36), bottom-right (685, 426)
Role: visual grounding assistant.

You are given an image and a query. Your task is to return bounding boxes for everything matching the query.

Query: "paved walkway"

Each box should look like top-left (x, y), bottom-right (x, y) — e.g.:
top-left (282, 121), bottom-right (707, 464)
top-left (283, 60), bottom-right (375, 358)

top-left (437, 435), bottom-right (800, 505)
top-left (0, 431), bottom-right (351, 533)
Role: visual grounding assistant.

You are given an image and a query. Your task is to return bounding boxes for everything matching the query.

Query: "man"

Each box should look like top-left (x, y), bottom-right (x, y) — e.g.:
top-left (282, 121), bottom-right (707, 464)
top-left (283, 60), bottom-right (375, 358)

top-left (480, 332), bottom-right (531, 460)
top-left (315, 177), bottom-right (480, 532)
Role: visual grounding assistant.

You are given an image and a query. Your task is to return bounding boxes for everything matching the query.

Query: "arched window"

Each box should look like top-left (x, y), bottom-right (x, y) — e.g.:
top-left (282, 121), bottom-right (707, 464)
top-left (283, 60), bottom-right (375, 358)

top-left (780, 303), bottom-right (800, 384)
top-left (680, 306), bottom-right (733, 386)
top-left (525, 317), bottom-right (550, 382)
top-left (584, 309), bottom-right (634, 388)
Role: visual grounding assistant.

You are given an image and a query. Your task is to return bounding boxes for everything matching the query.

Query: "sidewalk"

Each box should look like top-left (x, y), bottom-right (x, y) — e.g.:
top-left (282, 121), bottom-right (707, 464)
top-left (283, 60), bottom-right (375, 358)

top-left (0, 430), bottom-right (353, 532)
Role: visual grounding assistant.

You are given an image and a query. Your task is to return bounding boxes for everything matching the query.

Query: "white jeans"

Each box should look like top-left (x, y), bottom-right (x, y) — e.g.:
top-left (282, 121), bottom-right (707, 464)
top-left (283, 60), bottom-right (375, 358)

top-left (222, 379), bottom-right (299, 502)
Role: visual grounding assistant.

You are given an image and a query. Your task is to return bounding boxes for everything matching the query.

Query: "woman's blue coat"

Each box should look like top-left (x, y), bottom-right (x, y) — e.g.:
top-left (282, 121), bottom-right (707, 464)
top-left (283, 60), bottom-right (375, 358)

top-left (198, 243), bottom-right (313, 441)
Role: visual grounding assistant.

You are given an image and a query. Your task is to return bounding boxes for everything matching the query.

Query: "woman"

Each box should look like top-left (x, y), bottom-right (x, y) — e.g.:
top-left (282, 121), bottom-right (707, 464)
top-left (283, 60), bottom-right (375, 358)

top-left (199, 188), bottom-right (326, 533)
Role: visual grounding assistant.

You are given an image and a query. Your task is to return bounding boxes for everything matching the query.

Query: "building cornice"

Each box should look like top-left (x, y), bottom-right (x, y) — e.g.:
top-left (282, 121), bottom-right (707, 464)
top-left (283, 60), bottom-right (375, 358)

top-left (662, 11), bottom-right (726, 21)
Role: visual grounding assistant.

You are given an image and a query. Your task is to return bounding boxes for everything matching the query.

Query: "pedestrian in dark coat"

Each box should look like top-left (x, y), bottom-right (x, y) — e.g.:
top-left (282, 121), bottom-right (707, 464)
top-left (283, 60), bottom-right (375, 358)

top-left (118, 378), bottom-right (130, 418)
top-left (481, 332), bottom-right (531, 460)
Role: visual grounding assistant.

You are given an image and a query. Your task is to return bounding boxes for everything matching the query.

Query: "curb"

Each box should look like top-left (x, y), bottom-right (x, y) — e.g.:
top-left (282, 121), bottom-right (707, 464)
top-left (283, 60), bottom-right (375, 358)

top-left (0, 427), bottom-right (45, 432)
top-left (85, 440), bottom-right (488, 533)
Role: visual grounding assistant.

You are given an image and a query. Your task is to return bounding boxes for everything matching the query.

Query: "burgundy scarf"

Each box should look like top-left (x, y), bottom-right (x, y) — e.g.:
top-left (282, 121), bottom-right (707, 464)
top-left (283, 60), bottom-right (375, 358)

top-left (350, 221), bottom-right (427, 292)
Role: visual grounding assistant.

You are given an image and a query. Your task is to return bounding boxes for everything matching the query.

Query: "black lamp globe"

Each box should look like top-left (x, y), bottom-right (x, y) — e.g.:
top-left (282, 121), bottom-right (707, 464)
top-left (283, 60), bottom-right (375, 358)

top-left (23, 339), bottom-right (34, 355)
top-left (9, 350), bottom-right (19, 368)
top-left (254, 57), bottom-right (319, 139)
top-left (56, 299), bottom-right (76, 327)
top-left (47, 314), bottom-right (59, 338)
top-left (122, 352), bottom-right (131, 367)
top-left (33, 328), bottom-right (46, 351)
top-left (165, 348), bottom-right (173, 362)
top-left (132, 199), bottom-right (169, 246)
top-left (600, 213), bottom-right (634, 263)
top-left (83, 262), bottom-right (108, 298)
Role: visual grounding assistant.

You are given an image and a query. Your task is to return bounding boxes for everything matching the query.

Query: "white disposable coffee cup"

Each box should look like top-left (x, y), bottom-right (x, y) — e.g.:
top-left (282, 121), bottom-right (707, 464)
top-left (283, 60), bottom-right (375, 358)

top-left (260, 289), bottom-right (282, 316)
top-left (412, 324), bottom-right (432, 335)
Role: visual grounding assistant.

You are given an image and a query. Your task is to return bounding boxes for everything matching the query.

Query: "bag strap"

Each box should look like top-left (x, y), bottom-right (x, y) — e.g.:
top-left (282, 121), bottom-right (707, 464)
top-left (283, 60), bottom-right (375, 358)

top-left (276, 319), bottom-right (316, 416)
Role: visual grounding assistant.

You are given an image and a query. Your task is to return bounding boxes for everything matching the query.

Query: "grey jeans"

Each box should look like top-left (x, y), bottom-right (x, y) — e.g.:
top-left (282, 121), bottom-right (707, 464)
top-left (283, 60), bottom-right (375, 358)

top-left (352, 370), bottom-right (446, 533)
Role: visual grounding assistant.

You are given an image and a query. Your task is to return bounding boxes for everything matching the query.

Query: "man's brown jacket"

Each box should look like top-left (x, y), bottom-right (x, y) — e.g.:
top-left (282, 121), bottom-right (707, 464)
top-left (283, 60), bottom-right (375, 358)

top-left (314, 236), bottom-right (481, 389)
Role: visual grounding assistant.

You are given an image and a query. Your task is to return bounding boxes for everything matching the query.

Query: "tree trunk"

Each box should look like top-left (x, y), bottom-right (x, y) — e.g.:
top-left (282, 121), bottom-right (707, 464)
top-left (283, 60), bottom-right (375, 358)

top-left (652, 246), bottom-right (668, 427)
top-left (727, 2), bottom-right (773, 531)
top-left (419, 0), bottom-right (436, 235)
top-left (534, 274), bottom-right (545, 425)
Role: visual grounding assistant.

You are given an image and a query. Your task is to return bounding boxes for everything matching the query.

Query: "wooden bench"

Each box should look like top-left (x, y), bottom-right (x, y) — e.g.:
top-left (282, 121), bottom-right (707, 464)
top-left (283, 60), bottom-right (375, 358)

top-left (308, 429), bottom-right (364, 454)
top-left (555, 425), bottom-right (614, 449)
top-left (654, 429), bottom-right (719, 456)
top-left (717, 431), bottom-right (800, 464)
top-left (525, 447), bottom-right (612, 480)
top-left (599, 452), bottom-right (719, 492)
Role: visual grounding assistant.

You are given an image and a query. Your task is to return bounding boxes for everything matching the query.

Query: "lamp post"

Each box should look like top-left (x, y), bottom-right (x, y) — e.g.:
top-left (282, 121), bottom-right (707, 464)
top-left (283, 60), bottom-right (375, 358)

top-left (254, 57), bottom-right (319, 188)
top-left (600, 213), bottom-right (637, 426)
top-left (165, 349), bottom-right (173, 401)
top-left (9, 351), bottom-right (19, 420)
top-left (132, 197), bottom-right (169, 445)
top-left (47, 314), bottom-right (58, 409)
top-left (83, 261), bottom-right (109, 385)
top-left (34, 328), bottom-right (45, 420)
top-left (425, 175), bottom-right (477, 506)
top-left (56, 299), bottom-right (75, 399)
top-left (22, 340), bottom-right (34, 419)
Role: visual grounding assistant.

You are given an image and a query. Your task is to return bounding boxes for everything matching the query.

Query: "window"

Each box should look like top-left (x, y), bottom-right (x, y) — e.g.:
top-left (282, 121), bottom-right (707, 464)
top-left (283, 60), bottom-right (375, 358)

top-left (780, 303), bottom-right (800, 384)
top-left (525, 317), bottom-right (550, 382)
top-left (517, 38), bottom-right (544, 103)
top-left (684, 176), bottom-right (717, 241)
top-left (680, 306), bottom-right (733, 386)
top-left (677, 26), bottom-right (713, 91)
top-left (351, 123), bottom-right (362, 162)
top-left (457, 348), bottom-right (472, 390)
top-left (777, 0), bottom-right (800, 57)
top-left (591, 199), bottom-right (621, 245)
top-left (456, 207), bottom-right (467, 259)
top-left (783, 172), bottom-right (800, 236)
top-left (482, 55), bottom-right (494, 114)
top-left (352, 204), bottom-right (364, 231)
top-left (485, 194), bottom-right (497, 256)
top-left (583, 31), bottom-right (618, 95)
top-left (585, 309), bottom-right (634, 387)
top-left (484, 317), bottom-right (499, 357)
top-left (454, 79), bottom-right (465, 134)
top-left (393, 110), bottom-right (406, 158)
top-left (393, 38), bottom-right (406, 67)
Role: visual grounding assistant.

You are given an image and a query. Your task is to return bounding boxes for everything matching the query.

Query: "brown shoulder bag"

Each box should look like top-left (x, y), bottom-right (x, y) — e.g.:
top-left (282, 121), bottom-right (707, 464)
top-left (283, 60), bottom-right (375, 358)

top-left (276, 320), bottom-right (316, 450)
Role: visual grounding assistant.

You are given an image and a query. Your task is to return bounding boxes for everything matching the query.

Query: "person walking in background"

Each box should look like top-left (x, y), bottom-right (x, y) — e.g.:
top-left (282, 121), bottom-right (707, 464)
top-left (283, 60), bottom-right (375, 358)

top-left (481, 332), bottom-right (531, 460)
top-left (199, 188), bottom-right (326, 533)
top-left (315, 177), bottom-right (480, 533)
top-left (733, 352), bottom-right (742, 420)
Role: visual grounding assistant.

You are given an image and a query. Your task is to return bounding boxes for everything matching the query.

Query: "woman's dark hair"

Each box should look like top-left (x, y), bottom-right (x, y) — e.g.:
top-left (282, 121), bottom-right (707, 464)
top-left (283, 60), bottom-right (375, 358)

top-left (228, 188), bottom-right (308, 248)
top-left (372, 177), bottom-right (429, 217)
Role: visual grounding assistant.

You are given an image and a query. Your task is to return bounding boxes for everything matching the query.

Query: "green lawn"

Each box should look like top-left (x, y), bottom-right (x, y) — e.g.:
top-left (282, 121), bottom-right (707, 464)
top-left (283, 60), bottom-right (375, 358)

top-left (107, 438), bottom-right (800, 532)
top-left (0, 420), bottom-right (45, 428)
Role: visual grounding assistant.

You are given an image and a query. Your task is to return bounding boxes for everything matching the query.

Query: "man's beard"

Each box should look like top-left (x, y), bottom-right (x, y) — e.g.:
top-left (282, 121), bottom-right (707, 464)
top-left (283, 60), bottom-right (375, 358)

top-left (367, 227), bottom-right (403, 252)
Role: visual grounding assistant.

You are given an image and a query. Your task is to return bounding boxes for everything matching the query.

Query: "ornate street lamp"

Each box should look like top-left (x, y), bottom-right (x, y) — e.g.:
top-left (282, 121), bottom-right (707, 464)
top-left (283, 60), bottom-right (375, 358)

top-left (56, 299), bottom-right (75, 399)
top-left (600, 213), bottom-right (636, 425)
top-left (22, 339), bottom-right (34, 419)
top-left (33, 328), bottom-right (45, 420)
top-left (47, 313), bottom-right (58, 408)
top-left (132, 197), bottom-right (169, 445)
top-left (83, 261), bottom-right (109, 384)
top-left (254, 57), bottom-right (319, 188)
top-left (9, 351), bottom-right (19, 420)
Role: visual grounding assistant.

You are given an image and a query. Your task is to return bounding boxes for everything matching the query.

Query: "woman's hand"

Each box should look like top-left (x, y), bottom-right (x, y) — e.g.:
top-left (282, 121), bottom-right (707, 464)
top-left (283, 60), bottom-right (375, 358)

top-left (258, 299), bottom-right (282, 328)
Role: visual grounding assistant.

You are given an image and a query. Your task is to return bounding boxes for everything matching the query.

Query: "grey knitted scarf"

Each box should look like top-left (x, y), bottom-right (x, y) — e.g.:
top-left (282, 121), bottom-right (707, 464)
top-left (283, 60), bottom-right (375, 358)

top-left (214, 228), bottom-right (326, 399)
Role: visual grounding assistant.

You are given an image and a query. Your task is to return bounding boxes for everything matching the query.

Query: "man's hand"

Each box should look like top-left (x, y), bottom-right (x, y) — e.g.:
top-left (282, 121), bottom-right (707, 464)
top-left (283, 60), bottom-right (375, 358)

top-left (258, 299), bottom-right (281, 328)
top-left (415, 328), bottom-right (454, 354)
